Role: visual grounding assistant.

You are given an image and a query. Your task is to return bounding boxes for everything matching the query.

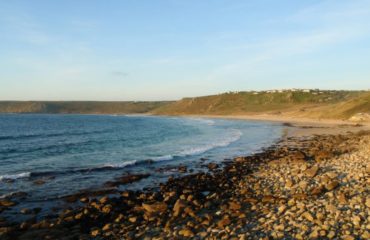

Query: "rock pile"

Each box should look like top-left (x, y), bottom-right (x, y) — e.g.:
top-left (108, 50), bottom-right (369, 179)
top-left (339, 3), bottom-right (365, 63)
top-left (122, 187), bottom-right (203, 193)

top-left (234, 133), bottom-right (370, 239)
top-left (1, 131), bottom-right (369, 239)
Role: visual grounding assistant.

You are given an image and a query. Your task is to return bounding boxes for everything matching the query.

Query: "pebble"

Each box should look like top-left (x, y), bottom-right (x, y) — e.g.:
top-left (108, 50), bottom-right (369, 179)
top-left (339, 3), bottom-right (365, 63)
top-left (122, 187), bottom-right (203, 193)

top-left (2, 131), bottom-right (369, 240)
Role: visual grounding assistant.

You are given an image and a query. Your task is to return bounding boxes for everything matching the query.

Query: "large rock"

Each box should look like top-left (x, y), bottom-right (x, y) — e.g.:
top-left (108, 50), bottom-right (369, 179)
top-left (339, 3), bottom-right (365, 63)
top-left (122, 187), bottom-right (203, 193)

top-left (217, 215), bottom-right (231, 229)
top-left (207, 163), bottom-right (219, 171)
top-left (366, 198), bottom-right (370, 208)
top-left (302, 212), bottom-right (314, 222)
top-left (101, 204), bottom-right (112, 214)
top-left (291, 151), bottom-right (306, 160)
top-left (0, 199), bottom-right (17, 207)
top-left (311, 185), bottom-right (324, 195)
top-left (179, 228), bottom-right (194, 237)
top-left (229, 201), bottom-right (241, 211)
top-left (337, 193), bottom-right (347, 204)
top-left (325, 180), bottom-right (339, 191)
top-left (173, 199), bottom-right (186, 217)
top-left (315, 151), bottom-right (333, 162)
top-left (142, 202), bottom-right (167, 215)
top-left (104, 173), bottom-right (150, 187)
top-left (304, 166), bottom-right (319, 178)
top-left (285, 179), bottom-right (293, 188)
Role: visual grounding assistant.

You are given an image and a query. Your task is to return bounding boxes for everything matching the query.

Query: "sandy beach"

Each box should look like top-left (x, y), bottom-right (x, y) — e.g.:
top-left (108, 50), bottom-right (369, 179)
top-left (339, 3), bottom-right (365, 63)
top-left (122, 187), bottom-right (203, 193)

top-left (193, 114), bottom-right (370, 137)
top-left (1, 116), bottom-right (369, 239)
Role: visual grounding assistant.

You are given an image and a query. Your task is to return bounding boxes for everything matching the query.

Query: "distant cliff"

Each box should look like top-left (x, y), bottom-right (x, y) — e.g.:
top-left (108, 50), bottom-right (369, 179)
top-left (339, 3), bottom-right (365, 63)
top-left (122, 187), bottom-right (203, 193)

top-left (0, 101), bottom-right (171, 114)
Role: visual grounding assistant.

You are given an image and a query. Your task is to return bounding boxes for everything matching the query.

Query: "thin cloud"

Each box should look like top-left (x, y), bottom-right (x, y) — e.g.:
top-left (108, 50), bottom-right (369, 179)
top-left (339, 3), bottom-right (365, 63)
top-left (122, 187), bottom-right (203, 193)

top-left (111, 71), bottom-right (129, 77)
top-left (1, 14), bottom-right (51, 45)
top-left (204, 1), bottom-right (370, 82)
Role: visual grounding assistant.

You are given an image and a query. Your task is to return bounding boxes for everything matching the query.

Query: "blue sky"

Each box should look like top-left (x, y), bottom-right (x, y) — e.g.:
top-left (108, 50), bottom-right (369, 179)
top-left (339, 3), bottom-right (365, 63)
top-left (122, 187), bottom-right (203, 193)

top-left (0, 0), bottom-right (370, 100)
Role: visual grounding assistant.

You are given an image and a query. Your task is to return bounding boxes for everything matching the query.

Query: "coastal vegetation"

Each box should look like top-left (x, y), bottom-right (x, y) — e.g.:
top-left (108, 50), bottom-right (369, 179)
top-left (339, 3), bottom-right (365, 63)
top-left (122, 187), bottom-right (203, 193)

top-left (152, 89), bottom-right (370, 120)
top-left (0, 101), bottom-right (171, 114)
top-left (1, 90), bottom-right (369, 121)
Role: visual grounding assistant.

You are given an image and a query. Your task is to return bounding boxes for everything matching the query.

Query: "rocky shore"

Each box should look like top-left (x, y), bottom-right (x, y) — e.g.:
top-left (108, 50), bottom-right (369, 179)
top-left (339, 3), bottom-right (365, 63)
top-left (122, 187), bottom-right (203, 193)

top-left (1, 129), bottom-right (369, 239)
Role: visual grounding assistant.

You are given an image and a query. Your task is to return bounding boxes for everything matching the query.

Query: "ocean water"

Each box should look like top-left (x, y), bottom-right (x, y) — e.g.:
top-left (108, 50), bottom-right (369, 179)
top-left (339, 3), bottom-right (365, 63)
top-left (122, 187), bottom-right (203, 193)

top-left (0, 114), bottom-right (282, 217)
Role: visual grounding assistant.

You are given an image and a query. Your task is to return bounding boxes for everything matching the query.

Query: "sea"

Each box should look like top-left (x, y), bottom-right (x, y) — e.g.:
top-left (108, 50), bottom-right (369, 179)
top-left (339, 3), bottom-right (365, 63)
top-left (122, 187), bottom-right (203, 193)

top-left (0, 114), bottom-right (282, 220)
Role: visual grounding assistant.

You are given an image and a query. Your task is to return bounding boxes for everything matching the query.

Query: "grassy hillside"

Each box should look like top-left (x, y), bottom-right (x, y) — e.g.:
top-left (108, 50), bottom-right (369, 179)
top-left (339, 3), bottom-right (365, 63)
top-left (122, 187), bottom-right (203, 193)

top-left (297, 91), bottom-right (370, 119)
top-left (152, 90), bottom-right (370, 120)
top-left (337, 91), bottom-right (370, 117)
top-left (1, 90), bottom-right (369, 120)
top-left (0, 101), bottom-right (171, 114)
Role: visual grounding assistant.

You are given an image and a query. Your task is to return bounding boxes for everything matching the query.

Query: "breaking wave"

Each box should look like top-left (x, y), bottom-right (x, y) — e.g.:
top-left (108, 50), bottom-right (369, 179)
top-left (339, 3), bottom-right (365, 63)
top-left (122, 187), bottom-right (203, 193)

top-left (149, 129), bottom-right (242, 162)
top-left (0, 172), bottom-right (31, 181)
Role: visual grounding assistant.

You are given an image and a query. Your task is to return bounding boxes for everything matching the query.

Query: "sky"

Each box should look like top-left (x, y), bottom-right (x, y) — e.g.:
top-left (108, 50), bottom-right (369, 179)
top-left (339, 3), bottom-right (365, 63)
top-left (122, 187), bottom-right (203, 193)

top-left (0, 0), bottom-right (370, 101)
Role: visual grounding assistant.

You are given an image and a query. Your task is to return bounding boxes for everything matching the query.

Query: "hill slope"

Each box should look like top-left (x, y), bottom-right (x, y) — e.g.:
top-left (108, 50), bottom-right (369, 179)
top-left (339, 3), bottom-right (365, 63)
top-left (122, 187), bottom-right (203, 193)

top-left (0, 101), bottom-right (171, 114)
top-left (152, 90), bottom-right (370, 120)
top-left (1, 90), bottom-right (369, 121)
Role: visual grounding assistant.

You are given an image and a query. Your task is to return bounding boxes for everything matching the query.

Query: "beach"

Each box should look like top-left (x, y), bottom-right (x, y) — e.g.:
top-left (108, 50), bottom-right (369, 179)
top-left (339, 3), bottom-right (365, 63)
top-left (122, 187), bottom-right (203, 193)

top-left (1, 117), bottom-right (370, 239)
top-left (2, 0), bottom-right (369, 238)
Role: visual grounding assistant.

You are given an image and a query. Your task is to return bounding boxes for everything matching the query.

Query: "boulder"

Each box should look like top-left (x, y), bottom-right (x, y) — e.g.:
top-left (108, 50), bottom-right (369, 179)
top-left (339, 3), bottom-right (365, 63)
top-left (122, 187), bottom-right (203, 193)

top-left (366, 198), bottom-right (370, 208)
top-left (179, 228), bottom-right (194, 237)
top-left (142, 202), bottom-right (167, 215)
top-left (217, 215), bottom-right (231, 229)
top-left (129, 216), bottom-right (137, 223)
top-left (101, 204), bottom-right (112, 214)
top-left (33, 179), bottom-right (46, 185)
top-left (207, 163), bottom-right (219, 171)
top-left (0, 199), bottom-right (17, 207)
top-left (178, 165), bottom-right (187, 173)
top-left (304, 166), bottom-right (319, 178)
top-left (302, 212), bottom-right (314, 222)
top-left (337, 193), bottom-right (347, 204)
top-left (229, 201), bottom-right (241, 211)
top-left (315, 151), bottom-right (333, 162)
top-left (311, 185), bottom-right (325, 196)
top-left (90, 228), bottom-right (101, 237)
top-left (285, 179), bottom-right (293, 188)
top-left (325, 180), bottom-right (339, 191)
top-left (173, 199), bottom-right (186, 217)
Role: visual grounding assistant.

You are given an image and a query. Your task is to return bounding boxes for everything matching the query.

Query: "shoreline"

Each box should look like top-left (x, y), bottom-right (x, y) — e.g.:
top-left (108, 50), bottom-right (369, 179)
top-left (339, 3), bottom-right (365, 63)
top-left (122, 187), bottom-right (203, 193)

top-left (3, 112), bottom-right (370, 137)
top-left (0, 116), bottom-right (282, 222)
top-left (175, 114), bottom-right (370, 138)
top-left (176, 113), bottom-right (370, 126)
top-left (1, 119), bottom-right (369, 239)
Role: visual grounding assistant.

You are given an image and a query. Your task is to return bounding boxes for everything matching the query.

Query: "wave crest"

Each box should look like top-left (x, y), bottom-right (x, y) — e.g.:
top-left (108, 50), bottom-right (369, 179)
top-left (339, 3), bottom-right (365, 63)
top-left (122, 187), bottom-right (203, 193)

top-left (0, 172), bottom-right (31, 181)
top-left (150, 129), bottom-right (242, 162)
top-left (103, 160), bottom-right (137, 168)
top-left (179, 129), bottom-right (242, 156)
top-left (187, 118), bottom-right (215, 126)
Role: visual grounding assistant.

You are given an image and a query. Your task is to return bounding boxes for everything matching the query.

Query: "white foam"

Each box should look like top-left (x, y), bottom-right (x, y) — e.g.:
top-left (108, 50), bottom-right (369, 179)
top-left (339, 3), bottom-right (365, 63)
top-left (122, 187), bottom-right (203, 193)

top-left (187, 117), bottom-right (215, 126)
top-left (150, 129), bottom-right (242, 162)
top-left (0, 172), bottom-right (31, 181)
top-left (104, 160), bottom-right (137, 168)
top-left (179, 129), bottom-right (242, 156)
top-left (0, 192), bottom-right (15, 199)
top-left (151, 155), bottom-right (174, 161)
top-left (0, 191), bottom-right (26, 199)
